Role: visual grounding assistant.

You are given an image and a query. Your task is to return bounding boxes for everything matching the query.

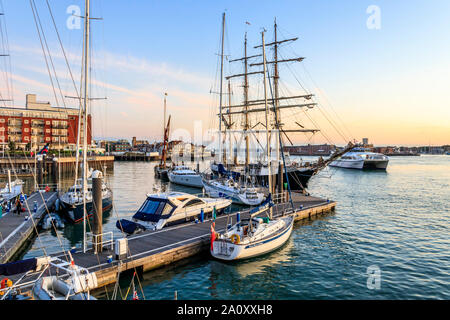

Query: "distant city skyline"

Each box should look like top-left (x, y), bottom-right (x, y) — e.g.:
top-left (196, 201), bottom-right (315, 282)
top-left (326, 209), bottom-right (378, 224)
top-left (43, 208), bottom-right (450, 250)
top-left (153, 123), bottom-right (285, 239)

top-left (0, 0), bottom-right (449, 147)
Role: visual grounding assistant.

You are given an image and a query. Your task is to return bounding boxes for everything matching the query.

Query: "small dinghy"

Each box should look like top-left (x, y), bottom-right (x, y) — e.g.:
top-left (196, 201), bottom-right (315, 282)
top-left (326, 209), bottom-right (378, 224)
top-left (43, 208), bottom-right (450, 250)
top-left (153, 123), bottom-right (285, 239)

top-left (32, 258), bottom-right (97, 300)
top-left (210, 195), bottom-right (294, 261)
top-left (41, 213), bottom-right (65, 230)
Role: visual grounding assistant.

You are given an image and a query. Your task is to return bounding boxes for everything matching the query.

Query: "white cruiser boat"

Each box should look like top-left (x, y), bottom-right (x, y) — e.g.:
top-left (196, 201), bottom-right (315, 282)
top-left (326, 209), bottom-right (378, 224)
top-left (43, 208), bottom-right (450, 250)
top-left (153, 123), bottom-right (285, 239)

top-left (117, 192), bottom-right (232, 234)
top-left (329, 148), bottom-right (389, 170)
top-left (202, 177), bottom-right (265, 206)
top-left (168, 165), bottom-right (203, 188)
top-left (211, 196), bottom-right (294, 261)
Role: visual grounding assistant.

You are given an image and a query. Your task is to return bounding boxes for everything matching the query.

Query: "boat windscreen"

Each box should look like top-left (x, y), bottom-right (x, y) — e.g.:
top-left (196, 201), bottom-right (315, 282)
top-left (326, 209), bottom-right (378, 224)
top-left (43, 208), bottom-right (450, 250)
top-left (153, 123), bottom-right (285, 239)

top-left (133, 198), bottom-right (174, 222)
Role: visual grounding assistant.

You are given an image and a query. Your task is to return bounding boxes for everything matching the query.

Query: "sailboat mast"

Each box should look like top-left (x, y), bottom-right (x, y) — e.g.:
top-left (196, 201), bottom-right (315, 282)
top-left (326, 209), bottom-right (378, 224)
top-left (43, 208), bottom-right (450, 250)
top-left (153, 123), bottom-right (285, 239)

top-left (262, 30), bottom-right (273, 218)
top-left (243, 33), bottom-right (250, 167)
top-left (218, 12), bottom-right (225, 165)
top-left (273, 18), bottom-right (283, 193)
top-left (82, 0), bottom-right (90, 253)
top-left (163, 92), bottom-right (167, 152)
top-left (227, 80), bottom-right (232, 167)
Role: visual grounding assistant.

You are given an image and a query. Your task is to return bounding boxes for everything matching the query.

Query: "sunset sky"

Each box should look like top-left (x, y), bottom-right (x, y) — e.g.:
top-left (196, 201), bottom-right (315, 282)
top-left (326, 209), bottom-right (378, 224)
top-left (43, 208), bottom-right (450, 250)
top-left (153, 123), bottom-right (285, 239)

top-left (1, 0), bottom-right (449, 147)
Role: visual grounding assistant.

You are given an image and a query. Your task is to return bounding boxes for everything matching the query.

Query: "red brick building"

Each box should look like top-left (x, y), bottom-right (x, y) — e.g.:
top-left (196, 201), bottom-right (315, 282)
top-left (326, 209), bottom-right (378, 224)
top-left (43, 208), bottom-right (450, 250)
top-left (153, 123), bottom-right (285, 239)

top-left (0, 94), bottom-right (91, 151)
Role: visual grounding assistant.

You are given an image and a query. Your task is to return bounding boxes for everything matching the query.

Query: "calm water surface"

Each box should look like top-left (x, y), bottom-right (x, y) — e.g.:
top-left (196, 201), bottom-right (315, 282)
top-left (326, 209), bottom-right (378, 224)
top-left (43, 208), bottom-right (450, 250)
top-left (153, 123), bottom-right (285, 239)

top-left (22, 155), bottom-right (450, 299)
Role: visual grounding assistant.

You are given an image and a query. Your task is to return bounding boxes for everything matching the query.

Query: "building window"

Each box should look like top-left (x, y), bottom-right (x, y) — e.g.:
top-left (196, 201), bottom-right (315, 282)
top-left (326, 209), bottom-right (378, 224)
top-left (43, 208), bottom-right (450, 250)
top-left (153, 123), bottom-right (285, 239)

top-left (46, 121), bottom-right (50, 125)
top-left (24, 136), bottom-right (29, 141)
top-left (24, 128), bottom-right (29, 132)
top-left (46, 129), bottom-right (50, 133)
top-left (45, 137), bottom-right (50, 142)
top-left (24, 120), bottom-right (29, 124)
top-left (0, 119), bottom-right (4, 123)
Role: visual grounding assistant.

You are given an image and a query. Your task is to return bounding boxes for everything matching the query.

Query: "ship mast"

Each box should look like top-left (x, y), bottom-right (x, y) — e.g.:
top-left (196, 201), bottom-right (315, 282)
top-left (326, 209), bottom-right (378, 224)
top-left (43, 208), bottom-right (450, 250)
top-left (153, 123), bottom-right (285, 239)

top-left (243, 34), bottom-right (250, 166)
top-left (227, 80), bottom-right (233, 167)
top-left (228, 34), bottom-right (262, 167)
top-left (82, 0), bottom-right (90, 253)
top-left (261, 30), bottom-right (273, 218)
top-left (273, 19), bottom-right (282, 193)
top-left (218, 12), bottom-right (225, 165)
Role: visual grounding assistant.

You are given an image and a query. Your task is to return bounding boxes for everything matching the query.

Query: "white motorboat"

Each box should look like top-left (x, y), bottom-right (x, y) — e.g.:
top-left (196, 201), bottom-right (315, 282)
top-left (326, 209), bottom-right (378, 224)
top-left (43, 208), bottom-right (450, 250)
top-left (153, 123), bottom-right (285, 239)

top-left (210, 195), bottom-right (294, 261)
top-left (117, 191), bottom-right (232, 234)
top-left (168, 165), bottom-right (203, 188)
top-left (202, 177), bottom-right (265, 206)
top-left (329, 147), bottom-right (389, 170)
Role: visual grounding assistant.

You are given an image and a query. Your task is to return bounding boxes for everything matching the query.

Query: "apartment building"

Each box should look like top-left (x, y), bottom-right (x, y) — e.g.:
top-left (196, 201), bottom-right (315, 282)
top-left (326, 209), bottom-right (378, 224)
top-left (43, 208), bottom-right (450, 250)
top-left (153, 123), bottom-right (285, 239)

top-left (0, 94), bottom-right (92, 151)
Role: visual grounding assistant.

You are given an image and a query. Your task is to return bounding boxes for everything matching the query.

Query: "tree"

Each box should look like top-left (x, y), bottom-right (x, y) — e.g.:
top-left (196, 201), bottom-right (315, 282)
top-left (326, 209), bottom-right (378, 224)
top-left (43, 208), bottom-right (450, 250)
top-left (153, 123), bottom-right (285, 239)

top-left (8, 140), bottom-right (15, 152)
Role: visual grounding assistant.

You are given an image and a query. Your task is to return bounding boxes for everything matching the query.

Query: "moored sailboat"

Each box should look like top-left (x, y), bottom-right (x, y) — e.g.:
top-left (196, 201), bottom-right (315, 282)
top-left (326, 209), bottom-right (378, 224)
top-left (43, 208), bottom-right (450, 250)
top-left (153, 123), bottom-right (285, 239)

top-left (211, 28), bottom-right (295, 261)
top-left (211, 195), bottom-right (294, 261)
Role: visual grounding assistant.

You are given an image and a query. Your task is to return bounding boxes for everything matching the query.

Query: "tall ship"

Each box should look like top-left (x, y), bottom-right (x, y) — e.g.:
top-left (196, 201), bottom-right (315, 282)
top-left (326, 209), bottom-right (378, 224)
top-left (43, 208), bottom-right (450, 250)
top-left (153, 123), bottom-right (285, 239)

top-left (209, 18), bottom-right (353, 192)
top-left (329, 147), bottom-right (389, 170)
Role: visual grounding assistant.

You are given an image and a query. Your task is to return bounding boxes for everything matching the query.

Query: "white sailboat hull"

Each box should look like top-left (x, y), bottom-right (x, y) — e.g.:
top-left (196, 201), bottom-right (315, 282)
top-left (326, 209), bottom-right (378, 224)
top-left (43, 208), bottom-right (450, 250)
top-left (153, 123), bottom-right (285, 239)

top-left (211, 216), bottom-right (294, 261)
top-left (203, 180), bottom-right (264, 206)
top-left (168, 171), bottom-right (203, 188)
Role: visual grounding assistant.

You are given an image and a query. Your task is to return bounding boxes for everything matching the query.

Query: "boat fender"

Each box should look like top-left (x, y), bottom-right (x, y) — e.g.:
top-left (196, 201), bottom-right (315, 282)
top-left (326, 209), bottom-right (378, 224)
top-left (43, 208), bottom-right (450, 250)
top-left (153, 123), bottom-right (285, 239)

top-left (230, 234), bottom-right (240, 244)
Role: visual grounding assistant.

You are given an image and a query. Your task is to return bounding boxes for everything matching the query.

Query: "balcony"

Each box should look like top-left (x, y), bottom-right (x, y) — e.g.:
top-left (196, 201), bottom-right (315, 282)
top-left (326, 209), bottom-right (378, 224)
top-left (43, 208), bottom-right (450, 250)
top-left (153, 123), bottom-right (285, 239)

top-left (8, 120), bottom-right (22, 127)
top-left (8, 128), bottom-right (22, 134)
top-left (52, 129), bottom-right (68, 137)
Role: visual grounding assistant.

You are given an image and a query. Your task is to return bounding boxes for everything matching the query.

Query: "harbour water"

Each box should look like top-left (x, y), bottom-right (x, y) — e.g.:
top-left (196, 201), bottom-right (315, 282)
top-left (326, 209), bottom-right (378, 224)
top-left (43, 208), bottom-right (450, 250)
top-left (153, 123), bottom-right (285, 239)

top-left (20, 155), bottom-right (449, 299)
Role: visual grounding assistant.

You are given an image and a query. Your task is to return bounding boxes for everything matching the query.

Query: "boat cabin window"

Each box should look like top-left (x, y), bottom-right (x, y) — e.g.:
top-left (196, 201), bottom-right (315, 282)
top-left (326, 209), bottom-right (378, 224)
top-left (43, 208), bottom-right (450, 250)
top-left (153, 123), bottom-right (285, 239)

top-left (133, 198), bottom-right (175, 222)
top-left (183, 199), bottom-right (204, 208)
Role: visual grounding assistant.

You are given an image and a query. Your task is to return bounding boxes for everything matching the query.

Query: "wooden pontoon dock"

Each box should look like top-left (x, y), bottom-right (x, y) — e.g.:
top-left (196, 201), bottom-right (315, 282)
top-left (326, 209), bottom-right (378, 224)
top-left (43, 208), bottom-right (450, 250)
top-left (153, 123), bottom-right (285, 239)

top-left (0, 191), bottom-right (58, 264)
top-left (2, 192), bottom-right (335, 295)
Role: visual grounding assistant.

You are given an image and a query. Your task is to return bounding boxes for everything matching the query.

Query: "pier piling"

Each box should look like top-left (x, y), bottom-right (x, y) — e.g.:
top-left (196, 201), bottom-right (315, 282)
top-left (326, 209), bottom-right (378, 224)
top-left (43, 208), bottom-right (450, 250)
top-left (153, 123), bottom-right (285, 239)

top-left (92, 170), bottom-right (103, 253)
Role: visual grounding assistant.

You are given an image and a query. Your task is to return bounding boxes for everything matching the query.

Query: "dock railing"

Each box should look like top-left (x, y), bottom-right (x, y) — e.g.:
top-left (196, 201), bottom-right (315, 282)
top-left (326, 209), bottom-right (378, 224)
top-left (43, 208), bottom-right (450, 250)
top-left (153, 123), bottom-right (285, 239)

top-left (34, 183), bottom-right (59, 193)
top-left (86, 231), bottom-right (114, 254)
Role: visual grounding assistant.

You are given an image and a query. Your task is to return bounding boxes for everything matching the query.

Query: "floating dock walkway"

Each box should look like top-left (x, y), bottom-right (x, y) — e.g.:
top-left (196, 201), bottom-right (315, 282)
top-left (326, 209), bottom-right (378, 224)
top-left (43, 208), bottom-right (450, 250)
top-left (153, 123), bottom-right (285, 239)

top-left (6, 193), bottom-right (335, 294)
top-left (0, 191), bottom-right (58, 264)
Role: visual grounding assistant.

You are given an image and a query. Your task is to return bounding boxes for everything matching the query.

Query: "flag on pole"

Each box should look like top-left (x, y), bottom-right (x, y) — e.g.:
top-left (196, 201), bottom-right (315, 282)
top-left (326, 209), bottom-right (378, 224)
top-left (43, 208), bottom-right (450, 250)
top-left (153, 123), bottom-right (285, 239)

top-left (37, 143), bottom-right (49, 155)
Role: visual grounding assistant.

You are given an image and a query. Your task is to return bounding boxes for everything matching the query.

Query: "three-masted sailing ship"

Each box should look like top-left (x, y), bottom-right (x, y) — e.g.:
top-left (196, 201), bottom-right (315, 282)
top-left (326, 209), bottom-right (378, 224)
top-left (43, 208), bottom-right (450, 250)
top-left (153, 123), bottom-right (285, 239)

top-left (209, 18), bottom-right (354, 193)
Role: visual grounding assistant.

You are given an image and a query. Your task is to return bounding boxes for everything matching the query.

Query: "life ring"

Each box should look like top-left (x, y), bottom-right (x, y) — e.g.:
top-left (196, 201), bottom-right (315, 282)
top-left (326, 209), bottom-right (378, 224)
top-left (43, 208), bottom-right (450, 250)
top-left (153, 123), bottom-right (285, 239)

top-left (1, 278), bottom-right (12, 289)
top-left (230, 234), bottom-right (240, 244)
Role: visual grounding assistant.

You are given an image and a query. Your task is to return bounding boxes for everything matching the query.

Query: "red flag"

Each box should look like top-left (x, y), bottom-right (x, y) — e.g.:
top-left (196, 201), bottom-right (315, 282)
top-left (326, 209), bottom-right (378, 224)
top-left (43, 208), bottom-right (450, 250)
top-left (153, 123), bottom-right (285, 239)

top-left (210, 224), bottom-right (216, 251)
